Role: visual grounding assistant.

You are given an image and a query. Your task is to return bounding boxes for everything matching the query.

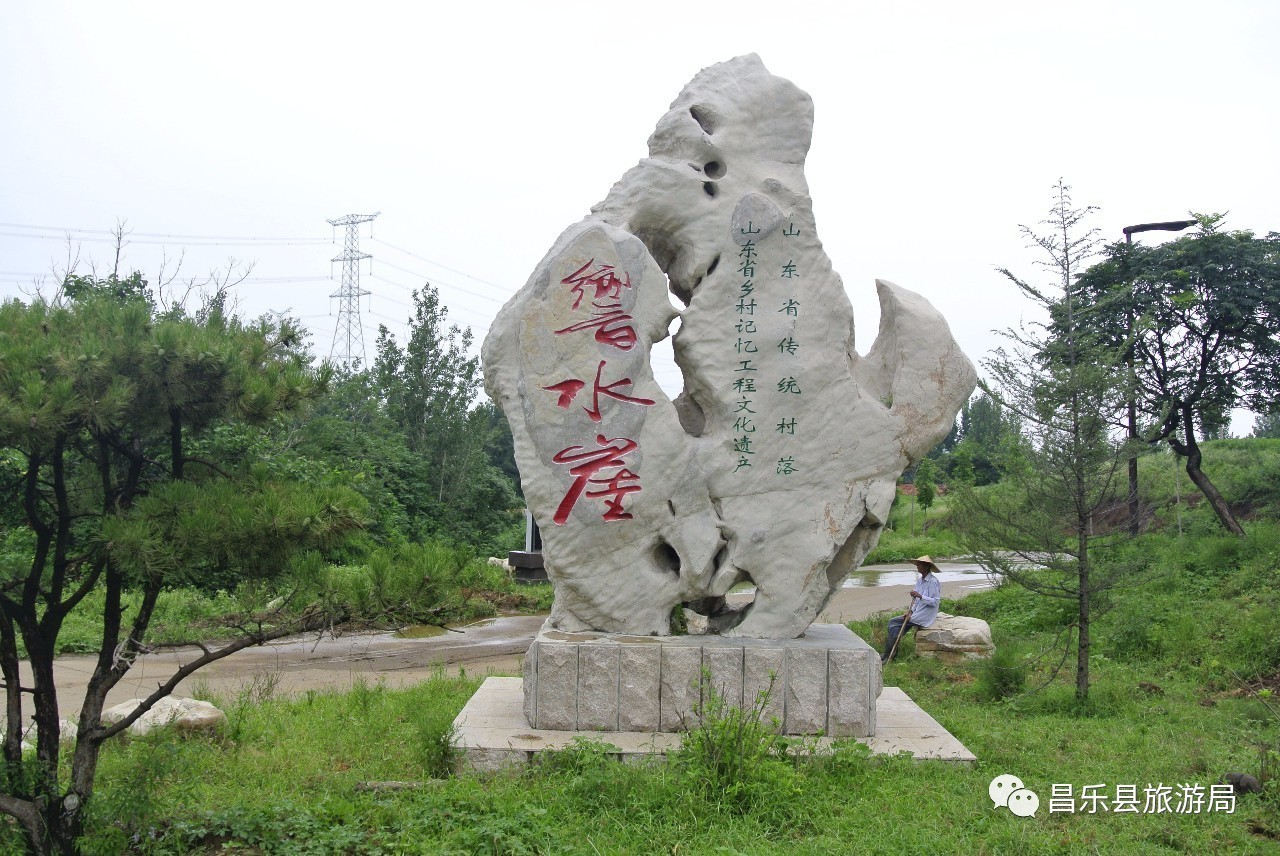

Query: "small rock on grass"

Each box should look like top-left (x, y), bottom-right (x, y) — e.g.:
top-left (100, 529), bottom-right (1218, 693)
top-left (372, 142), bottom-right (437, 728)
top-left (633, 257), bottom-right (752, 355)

top-left (101, 696), bottom-right (225, 736)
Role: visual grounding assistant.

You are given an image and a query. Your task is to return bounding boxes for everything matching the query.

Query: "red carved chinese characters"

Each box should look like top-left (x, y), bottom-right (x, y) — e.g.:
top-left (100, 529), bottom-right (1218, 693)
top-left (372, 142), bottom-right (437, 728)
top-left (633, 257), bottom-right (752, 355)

top-left (551, 436), bottom-right (641, 524)
top-left (562, 259), bottom-right (632, 308)
top-left (542, 360), bottom-right (655, 422)
top-left (554, 312), bottom-right (638, 351)
top-left (547, 257), bottom-right (652, 524)
top-left (554, 259), bottom-right (639, 351)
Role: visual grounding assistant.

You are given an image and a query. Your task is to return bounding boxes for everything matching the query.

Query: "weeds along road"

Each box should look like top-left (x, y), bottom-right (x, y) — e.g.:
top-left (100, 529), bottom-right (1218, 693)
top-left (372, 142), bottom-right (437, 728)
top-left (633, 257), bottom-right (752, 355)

top-left (39, 570), bottom-right (991, 717)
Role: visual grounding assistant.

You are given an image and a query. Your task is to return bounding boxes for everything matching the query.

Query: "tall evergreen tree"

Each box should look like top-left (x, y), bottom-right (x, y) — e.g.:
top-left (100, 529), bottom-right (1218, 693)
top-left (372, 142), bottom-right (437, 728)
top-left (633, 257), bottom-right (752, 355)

top-left (957, 181), bottom-right (1130, 700)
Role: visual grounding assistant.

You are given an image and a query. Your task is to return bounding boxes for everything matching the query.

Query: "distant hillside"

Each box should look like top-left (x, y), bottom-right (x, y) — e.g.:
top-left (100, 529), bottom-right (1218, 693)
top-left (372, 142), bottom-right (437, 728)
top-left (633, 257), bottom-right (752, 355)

top-left (1140, 438), bottom-right (1280, 528)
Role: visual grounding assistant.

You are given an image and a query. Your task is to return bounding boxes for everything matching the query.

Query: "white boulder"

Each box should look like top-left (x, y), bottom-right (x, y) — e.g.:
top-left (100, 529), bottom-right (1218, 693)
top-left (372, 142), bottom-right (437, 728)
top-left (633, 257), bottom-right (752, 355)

top-left (17, 718), bottom-right (77, 752)
top-left (101, 696), bottom-right (226, 736)
top-left (915, 613), bottom-right (995, 661)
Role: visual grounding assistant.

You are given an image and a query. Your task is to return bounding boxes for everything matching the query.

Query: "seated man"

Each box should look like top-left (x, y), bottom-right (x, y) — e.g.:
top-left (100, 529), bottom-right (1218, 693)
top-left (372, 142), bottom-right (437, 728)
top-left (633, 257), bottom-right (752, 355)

top-left (881, 556), bottom-right (941, 663)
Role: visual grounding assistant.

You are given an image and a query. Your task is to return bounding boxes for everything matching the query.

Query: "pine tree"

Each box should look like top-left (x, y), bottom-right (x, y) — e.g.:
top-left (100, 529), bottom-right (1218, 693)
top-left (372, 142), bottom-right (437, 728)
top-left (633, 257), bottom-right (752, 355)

top-left (955, 181), bottom-right (1130, 700)
top-left (0, 285), bottom-right (363, 854)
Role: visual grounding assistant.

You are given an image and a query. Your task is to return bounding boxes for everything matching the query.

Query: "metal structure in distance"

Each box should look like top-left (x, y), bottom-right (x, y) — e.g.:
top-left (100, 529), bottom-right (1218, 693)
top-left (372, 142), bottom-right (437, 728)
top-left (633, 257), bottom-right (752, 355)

top-left (327, 211), bottom-right (380, 368)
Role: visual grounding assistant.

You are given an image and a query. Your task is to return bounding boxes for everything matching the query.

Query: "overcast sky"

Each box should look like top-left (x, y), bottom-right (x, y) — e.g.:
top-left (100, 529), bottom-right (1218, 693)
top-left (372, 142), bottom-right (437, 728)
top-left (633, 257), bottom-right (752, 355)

top-left (3, 1), bottom-right (1277, 431)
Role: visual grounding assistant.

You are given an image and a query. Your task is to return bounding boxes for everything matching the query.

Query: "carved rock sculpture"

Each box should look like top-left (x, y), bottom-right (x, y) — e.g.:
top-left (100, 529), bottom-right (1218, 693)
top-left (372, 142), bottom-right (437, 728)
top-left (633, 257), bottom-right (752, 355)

top-left (483, 55), bottom-right (975, 638)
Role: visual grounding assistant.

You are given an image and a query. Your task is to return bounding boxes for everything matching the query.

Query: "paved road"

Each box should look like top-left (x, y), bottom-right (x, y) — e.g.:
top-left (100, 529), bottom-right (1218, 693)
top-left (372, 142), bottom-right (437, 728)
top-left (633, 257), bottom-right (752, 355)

top-left (40, 567), bottom-right (992, 717)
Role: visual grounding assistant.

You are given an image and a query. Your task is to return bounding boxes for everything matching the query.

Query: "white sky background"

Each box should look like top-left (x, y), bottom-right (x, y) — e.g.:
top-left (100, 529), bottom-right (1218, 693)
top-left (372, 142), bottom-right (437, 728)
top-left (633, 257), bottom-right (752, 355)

top-left (2, 1), bottom-right (1277, 433)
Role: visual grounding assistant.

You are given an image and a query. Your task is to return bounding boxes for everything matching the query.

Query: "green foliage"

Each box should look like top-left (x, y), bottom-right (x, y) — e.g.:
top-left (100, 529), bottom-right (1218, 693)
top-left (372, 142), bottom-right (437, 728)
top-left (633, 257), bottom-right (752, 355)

top-left (218, 371), bottom-right (523, 558)
top-left (864, 530), bottom-right (962, 565)
top-left (867, 488), bottom-right (963, 563)
top-left (953, 393), bottom-right (1020, 485)
top-left (0, 285), bottom-right (368, 852)
top-left (955, 581), bottom-right (1077, 637)
top-left (78, 738), bottom-right (198, 856)
top-left (914, 456), bottom-right (937, 511)
top-left (1076, 216), bottom-right (1280, 534)
top-left (318, 543), bottom-right (479, 623)
top-left (674, 672), bottom-right (806, 824)
top-left (61, 271), bottom-right (151, 305)
top-left (366, 286), bottom-right (522, 555)
top-left (28, 540), bottom-right (548, 659)
top-left (39, 599), bottom-right (1280, 855)
top-left (1255, 409), bottom-right (1280, 439)
top-left (974, 641), bottom-right (1028, 702)
top-left (949, 442), bottom-right (975, 485)
top-left (1140, 439), bottom-right (1280, 528)
top-left (27, 478), bottom-right (1280, 854)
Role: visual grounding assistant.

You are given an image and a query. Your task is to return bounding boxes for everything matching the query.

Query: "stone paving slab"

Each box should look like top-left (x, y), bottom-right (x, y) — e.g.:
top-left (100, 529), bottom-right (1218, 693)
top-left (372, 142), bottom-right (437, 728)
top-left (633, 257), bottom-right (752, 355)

top-left (453, 677), bottom-right (974, 771)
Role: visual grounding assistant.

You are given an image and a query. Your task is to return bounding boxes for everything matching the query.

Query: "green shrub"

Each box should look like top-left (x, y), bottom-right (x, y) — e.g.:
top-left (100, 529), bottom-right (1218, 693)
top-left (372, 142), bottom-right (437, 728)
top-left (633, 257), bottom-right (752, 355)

top-left (1224, 607), bottom-right (1280, 681)
top-left (673, 672), bottom-right (805, 823)
top-left (418, 713), bottom-right (460, 779)
top-left (974, 643), bottom-right (1027, 702)
top-left (1102, 597), bottom-right (1167, 661)
top-left (953, 582), bottom-right (1075, 635)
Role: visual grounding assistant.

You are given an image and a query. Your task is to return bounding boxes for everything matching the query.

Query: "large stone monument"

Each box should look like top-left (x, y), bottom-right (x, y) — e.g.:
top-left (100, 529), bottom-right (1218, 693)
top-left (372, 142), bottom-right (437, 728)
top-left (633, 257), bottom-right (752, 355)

top-left (482, 55), bottom-right (974, 737)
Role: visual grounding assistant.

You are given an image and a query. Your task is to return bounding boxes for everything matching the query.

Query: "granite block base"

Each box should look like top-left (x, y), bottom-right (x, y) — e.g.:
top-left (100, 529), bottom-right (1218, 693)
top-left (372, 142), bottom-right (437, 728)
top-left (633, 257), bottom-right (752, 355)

top-left (521, 622), bottom-right (881, 737)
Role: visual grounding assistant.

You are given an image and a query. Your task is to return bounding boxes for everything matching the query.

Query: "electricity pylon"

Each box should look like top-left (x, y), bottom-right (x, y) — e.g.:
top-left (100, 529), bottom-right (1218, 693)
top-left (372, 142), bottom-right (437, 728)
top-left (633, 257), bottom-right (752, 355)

top-left (327, 211), bottom-right (380, 368)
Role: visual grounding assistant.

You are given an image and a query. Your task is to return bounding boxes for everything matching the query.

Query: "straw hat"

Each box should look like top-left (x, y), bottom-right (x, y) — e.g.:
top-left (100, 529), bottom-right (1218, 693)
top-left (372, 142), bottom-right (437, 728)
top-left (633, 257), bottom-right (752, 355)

top-left (910, 556), bottom-right (939, 574)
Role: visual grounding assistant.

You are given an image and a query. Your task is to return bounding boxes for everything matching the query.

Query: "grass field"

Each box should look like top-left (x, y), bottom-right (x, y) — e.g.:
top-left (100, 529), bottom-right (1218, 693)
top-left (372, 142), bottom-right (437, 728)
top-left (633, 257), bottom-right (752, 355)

top-left (13, 439), bottom-right (1280, 853)
top-left (37, 551), bottom-right (1280, 854)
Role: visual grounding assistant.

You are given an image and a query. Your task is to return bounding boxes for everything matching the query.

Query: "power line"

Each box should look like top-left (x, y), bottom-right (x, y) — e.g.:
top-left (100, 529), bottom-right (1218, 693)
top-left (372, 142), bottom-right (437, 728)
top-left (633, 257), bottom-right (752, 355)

top-left (372, 259), bottom-right (505, 305)
top-left (371, 237), bottom-right (514, 295)
top-left (367, 273), bottom-right (416, 293)
top-left (368, 291), bottom-right (414, 310)
top-left (1, 273), bottom-right (333, 285)
top-left (0, 223), bottom-right (327, 242)
top-left (0, 231), bottom-right (326, 247)
top-left (367, 274), bottom-right (491, 313)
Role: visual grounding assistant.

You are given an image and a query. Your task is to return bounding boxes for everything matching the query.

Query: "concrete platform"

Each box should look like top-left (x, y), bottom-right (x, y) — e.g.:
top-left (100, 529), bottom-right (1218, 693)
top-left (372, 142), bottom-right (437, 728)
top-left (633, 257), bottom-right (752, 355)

top-left (453, 677), bottom-right (975, 771)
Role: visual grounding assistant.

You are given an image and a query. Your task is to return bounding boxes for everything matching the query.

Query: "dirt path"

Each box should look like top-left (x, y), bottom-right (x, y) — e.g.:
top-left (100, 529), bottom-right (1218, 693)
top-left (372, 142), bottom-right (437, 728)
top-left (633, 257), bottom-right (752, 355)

top-left (41, 571), bottom-right (991, 718)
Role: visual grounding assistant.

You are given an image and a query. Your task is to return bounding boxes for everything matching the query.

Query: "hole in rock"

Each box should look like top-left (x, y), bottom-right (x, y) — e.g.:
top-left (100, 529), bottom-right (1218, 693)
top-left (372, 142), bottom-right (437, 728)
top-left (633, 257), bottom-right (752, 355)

top-left (684, 596), bottom-right (727, 618)
top-left (654, 541), bottom-right (682, 574)
top-left (703, 182), bottom-right (718, 198)
top-left (703, 161), bottom-right (724, 179)
top-left (712, 544), bottom-right (729, 572)
top-left (667, 499), bottom-right (676, 515)
top-left (706, 254), bottom-right (720, 277)
top-left (695, 568), bottom-right (755, 634)
top-left (690, 105), bottom-right (716, 135)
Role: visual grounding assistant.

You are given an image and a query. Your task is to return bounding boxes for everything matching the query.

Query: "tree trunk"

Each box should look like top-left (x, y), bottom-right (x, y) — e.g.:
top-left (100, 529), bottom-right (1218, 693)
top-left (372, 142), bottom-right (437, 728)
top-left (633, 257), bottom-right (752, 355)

top-left (42, 801), bottom-right (82, 856)
top-left (0, 616), bottom-right (25, 770)
top-left (21, 620), bottom-right (87, 855)
top-left (1076, 523), bottom-right (1090, 701)
top-left (1169, 407), bottom-right (1246, 537)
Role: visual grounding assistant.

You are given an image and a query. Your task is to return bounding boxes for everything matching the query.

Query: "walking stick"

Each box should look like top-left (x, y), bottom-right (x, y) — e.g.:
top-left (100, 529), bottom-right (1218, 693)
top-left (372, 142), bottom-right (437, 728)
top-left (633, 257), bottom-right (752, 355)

top-left (885, 601), bottom-right (914, 664)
